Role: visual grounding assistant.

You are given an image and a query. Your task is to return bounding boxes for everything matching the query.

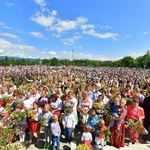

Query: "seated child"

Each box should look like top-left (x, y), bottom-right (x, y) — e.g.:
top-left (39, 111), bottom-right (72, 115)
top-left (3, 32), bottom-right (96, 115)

top-left (81, 124), bottom-right (92, 149)
top-left (95, 119), bottom-right (106, 150)
top-left (110, 97), bottom-right (121, 134)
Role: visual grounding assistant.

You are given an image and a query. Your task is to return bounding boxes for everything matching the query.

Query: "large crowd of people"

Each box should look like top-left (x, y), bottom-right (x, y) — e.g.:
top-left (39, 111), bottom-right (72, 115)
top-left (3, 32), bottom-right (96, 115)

top-left (0, 65), bottom-right (150, 150)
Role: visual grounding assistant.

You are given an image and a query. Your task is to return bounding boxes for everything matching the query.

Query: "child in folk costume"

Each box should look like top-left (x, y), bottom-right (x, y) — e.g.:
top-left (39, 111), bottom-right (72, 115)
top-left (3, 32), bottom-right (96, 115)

top-left (15, 104), bottom-right (28, 143)
top-left (43, 103), bottom-right (53, 149)
top-left (28, 101), bottom-right (42, 144)
top-left (0, 109), bottom-right (11, 128)
top-left (81, 125), bottom-right (92, 149)
top-left (50, 115), bottom-right (61, 150)
top-left (95, 119), bottom-right (107, 150)
top-left (0, 109), bottom-right (12, 143)
top-left (0, 104), bottom-right (4, 120)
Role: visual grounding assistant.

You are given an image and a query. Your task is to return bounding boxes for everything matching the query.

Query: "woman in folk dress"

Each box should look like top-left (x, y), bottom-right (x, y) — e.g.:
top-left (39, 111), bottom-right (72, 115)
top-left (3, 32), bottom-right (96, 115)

top-left (77, 91), bottom-right (92, 125)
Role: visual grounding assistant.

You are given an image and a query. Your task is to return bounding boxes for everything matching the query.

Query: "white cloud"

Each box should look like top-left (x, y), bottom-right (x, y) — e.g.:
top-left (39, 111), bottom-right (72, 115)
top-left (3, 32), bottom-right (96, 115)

top-left (0, 38), bottom-right (38, 58)
top-left (50, 17), bottom-right (87, 34)
top-left (41, 51), bottom-right (46, 54)
top-left (61, 35), bottom-right (82, 45)
top-left (34, 0), bottom-right (46, 6)
top-left (0, 33), bottom-right (21, 42)
top-left (100, 25), bottom-right (112, 29)
top-left (0, 49), bottom-right (4, 53)
top-left (129, 51), bottom-right (146, 59)
top-left (80, 24), bottom-right (94, 30)
top-left (30, 31), bottom-right (44, 39)
top-left (83, 29), bottom-right (118, 39)
top-left (31, 12), bottom-right (56, 27)
top-left (48, 51), bottom-right (57, 56)
top-left (51, 10), bottom-right (57, 16)
top-left (0, 22), bottom-right (12, 29)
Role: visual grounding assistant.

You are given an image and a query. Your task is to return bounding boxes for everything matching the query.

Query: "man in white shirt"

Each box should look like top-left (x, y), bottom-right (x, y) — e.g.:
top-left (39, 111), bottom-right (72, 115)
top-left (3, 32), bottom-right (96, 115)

top-left (23, 91), bottom-right (35, 111)
top-left (92, 85), bottom-right (101, 102)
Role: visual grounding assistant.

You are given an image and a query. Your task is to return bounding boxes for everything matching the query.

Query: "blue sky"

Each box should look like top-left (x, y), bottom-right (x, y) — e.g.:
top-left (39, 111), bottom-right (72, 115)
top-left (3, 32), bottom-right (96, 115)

top-left (0, 0), bottom-right (150, 61)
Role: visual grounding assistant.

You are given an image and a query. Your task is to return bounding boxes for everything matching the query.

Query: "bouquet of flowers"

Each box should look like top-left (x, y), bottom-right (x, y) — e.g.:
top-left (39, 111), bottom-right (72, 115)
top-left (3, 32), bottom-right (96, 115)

top-left (5, 103), bottom-right (13, 112)
top-left (11, 110), bottom-right (26, 122)
top-left (102, 127), bottom-right (111, 142)
top-left (1, 95), bottom-right (10, 103)
top-left (76, 144), bottom-right (91, 150)
top-left (28, 110), bottom-right (36, 120)
top-left (64, 101), bottom-right (74, 113)
top-left (15, 100), bottom-right (24, 108)
top-left (124, 97), bottom-right (133, 105)
top-left (39, 116), bottom-right (47, 131)
top-left (92, 102), bottom-right (101, 109)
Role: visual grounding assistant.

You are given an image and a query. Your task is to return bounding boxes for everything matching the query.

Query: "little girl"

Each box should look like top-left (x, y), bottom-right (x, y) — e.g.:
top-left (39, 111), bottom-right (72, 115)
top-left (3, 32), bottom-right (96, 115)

top-left (15, 104), bottom-right (28, 143)
top-left (81, 124), bottom-right (92, 149)
top-left (95, 119), bottom-right (106, 150)
top-left (28, 101), bottom-right (42, 144)
top-left (43, 103), bottom-right (53, 149)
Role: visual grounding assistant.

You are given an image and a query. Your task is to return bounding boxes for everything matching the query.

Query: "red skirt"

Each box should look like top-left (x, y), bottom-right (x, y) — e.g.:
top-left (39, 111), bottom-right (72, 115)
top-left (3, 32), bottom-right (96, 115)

top-left (0, 101), bottom-right (5, 107)
top-left (53, 110), bottom-right (61, 118)
top-left (29, 119), bottom-right (40, 133)
top-left (82, 140), bottom-right (92, 149)
top-left (109, 122), bottom-right (125, 148)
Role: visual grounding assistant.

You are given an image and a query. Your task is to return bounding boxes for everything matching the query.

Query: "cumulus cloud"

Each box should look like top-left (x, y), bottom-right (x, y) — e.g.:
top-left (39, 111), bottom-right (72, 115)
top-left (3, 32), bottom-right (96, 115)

top-left (34, 0), bottom-right (46, 7)
top-left (61, 35), bottom-right (82, 45)
top-left (48, 51), bottom-right (57, 56)
top-left (31, 11), bottom-right (56, 27)
top-left (83, 29), bottom-right (118, 39)
top-left (0, 38), bottom-right (38, 58)
top-left (50, 17), bottom-right (87, 34)
top-left (30, 8), bottom-right (118, 41)
top-left (30, 31), bottom-right (44, 39)
top-left (80, 24), bottom-right (94, 30)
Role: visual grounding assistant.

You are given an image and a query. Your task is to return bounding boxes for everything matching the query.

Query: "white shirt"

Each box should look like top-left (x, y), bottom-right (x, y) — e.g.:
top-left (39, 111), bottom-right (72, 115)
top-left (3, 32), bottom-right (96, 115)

top-left (51, 98), bottom-right (62, 110)
top-left (102, 96), bottom-right (109, 105)
top-left (81, 132), bottom-right (92, 142)
top-left (62, 113), bottom-right (76, 128)
top-left (92, 91), bottom-right (101, 102)
top-left (23, 97), bottom-right (35, 109)
top-left (32, 93), bottom-right (41, 101)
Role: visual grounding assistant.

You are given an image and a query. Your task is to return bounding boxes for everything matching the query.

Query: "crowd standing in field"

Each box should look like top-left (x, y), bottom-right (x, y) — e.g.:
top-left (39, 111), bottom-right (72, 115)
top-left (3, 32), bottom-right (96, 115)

top-left (0, 65), bottom-right (150, 150)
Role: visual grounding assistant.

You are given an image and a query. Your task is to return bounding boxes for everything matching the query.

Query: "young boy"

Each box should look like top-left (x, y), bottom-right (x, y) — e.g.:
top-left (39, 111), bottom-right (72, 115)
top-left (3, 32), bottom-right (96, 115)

top-left (87, 109), bottom-right (99, 145)
top-left (62, 109), bottom-right (76, 143)
top-left (50, 115), bottom-right (61, 150)
top-left (110, 97), bottom-right (121, 134)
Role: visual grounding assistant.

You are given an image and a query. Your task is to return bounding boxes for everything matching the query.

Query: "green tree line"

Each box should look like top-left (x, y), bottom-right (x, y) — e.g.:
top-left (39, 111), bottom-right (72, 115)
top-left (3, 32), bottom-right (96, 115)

top-left (0, 51), bottom-right (150, 68)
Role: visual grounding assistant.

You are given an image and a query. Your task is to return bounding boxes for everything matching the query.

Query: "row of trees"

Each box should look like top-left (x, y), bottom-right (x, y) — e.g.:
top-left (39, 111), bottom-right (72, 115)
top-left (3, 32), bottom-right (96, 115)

top-left (0, 51), bottom-right (150, 68)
